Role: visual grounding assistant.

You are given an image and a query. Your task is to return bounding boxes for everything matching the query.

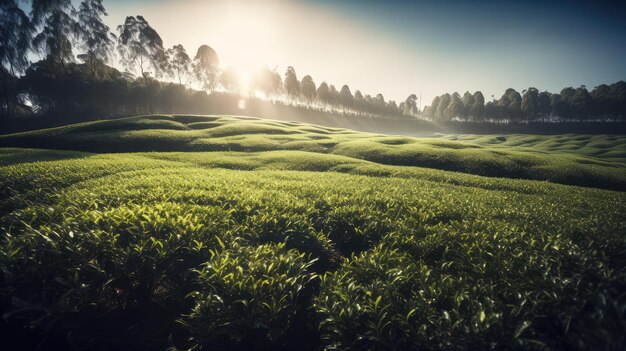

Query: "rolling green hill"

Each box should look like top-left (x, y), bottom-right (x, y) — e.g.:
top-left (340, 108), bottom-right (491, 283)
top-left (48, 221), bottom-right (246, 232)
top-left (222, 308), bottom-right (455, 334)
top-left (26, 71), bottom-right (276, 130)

top-left (1, 115), bottom-right (625, 350)
top-left (1, 114), bottom-right (625, 190)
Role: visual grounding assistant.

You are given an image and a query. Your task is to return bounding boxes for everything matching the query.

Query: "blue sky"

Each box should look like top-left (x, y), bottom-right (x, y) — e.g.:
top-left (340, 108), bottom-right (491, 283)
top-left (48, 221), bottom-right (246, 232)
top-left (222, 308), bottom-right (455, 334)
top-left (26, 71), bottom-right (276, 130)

top-left (100, 0), bottom-right (626, 104)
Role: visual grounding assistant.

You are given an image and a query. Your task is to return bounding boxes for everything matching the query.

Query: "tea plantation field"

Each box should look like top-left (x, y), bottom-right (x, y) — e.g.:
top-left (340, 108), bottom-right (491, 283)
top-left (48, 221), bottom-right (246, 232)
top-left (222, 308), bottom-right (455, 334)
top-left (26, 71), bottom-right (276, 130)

top-left (0, 115), bottom-right (625, 350)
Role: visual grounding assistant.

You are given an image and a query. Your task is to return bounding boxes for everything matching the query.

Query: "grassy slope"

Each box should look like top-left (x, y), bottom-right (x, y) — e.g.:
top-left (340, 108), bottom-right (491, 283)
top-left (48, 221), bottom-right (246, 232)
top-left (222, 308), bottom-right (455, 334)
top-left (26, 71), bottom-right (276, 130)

top-left (0, 114), bottom-right (624, 190)
top-left (439, 133), bottom-right (626, 161)
top-left (0, 147), bottom-right (625, 349)
top-left (1, 115), bottom-right (625, 349)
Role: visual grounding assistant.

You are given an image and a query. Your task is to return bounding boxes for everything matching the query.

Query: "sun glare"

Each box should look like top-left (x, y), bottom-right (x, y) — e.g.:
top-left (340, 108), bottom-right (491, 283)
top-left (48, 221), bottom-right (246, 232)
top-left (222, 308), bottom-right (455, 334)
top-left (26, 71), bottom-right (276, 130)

top-left (237, 98), bottom-right (246, 110)
top-left (236, 67), bottom-right (254, 94)
top-left (214, 3), bottom-right (279, 85)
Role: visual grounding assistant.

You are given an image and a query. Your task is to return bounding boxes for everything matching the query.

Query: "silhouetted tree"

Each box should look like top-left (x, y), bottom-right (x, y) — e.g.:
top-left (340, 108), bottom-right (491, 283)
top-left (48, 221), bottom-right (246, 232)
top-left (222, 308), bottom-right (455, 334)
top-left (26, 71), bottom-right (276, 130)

top-left (424, 95), bottom-right (440, 119)
top-left (470, 91), bottom-right (485, 121)
top-left (1, 1), bottom-right (32, 73)
top-left (363, 94), bottom-right (373, 111)
top-left (537, 91), bottom-right (551, 119)
top-left (354, 90), bottom-right (364, 111)
top-left (166, 44), bottom-right (191, 85)
top-left (485, 100), bottom-right (499, 120)
top-left (117, 16), bottom-right (166, 85)
top-left (560, 87), bottom-right (576, 103)
top-left (76, 0), bottom-right (114, 78)
top-left (374, 93), bottom-right (385, 110)
top-left (284, 66), bottom-right (300, 99)
top-left (521, 87), bottom-right (539, 120)
top-left (329, 85), bottom-right (340, 106)
top-left (550, 93), bottom-right (566, 118)
top-left (404, 94), bottom-right (417, 116)
top-left (461, 91), bottom-right (473, 119)
top-left (570, 86), bottom-right (593, 119)
top-left (193, 44), bottom-right (219, 92)
top-left (591, 84), bottom-right (612, 117)
top-left (339, 85), bottom-right (353, 109)
top-left (612, 81), bottom-right (626, 121)
top-left (444, 92), bottom-right (463, 120)
top-left (300, 75), bottom-right (316, 102)
top-left (1, 1), bottom-right (32, 116)
top-left (590, 82), bottom-right (626, 120)
top-left (436, 93), bottom-right (450, 120)
top-left (558, 87), bottom-right (575, 120)
top-left (32, 0), bottom-right (77, 69)
top-left (498, 88), bottom-right (522, 120)
top-left (387, 100), bottom-right (399, 115)
top-left (252, 66), bottom-right (282, 98)
top-left (316, 81), bottom-right (330, 105)
top-left (354, 90), bottom-right (363, 100)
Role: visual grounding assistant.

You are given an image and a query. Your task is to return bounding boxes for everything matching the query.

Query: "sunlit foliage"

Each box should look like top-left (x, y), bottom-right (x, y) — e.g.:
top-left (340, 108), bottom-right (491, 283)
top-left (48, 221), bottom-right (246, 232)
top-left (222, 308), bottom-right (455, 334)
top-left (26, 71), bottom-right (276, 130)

top-left (0, 117), bottom-right (625, 349)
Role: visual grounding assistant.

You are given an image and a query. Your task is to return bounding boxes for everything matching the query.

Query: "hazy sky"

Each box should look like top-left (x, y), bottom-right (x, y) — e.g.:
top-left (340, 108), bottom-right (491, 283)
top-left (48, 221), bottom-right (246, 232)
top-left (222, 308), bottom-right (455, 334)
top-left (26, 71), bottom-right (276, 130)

top-left (102, 0), bottom-right (626, 105)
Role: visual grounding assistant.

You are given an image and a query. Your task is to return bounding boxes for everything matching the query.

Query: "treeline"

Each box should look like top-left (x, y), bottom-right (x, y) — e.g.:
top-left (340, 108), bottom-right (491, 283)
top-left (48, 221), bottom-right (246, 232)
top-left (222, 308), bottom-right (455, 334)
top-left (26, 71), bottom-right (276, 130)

top-left (423, 83), bottom-right (626, 122)
top-left (0, 0), bottom-right (417, 123)
top-left (1, 0), bottom-right (624, 126)
top-left (282, 67), bottom-right (419, 118)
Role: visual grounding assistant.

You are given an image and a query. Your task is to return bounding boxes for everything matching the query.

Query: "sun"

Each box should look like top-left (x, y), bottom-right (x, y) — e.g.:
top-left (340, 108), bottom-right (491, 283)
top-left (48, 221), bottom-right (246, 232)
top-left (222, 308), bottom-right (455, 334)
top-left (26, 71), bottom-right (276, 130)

top-left (218, 65), bottom-right (258, 96)
top-left (236, 67), bottom-right (254, 94)
top-left (210, 3), bottom-right (280, 88)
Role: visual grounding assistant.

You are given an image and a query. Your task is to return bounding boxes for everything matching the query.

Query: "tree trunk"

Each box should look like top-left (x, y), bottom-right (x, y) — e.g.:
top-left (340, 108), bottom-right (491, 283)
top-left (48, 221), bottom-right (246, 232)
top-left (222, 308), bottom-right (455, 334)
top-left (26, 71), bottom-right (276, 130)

top-left (90, 54), bottom-right (96, 78)
top-left (0, 69), bottom-right (12, 119)
top-left (138, 55), bottom-right (152, 112)
top-left (142, 71), bottom-right (149, 86)
top-left (140, 55), bottom-right (149, 86)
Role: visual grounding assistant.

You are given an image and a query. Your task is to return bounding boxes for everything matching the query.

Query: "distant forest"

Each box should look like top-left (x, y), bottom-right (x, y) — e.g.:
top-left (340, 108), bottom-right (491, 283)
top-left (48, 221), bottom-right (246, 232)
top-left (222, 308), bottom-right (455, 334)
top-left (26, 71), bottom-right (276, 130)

top-left (1, 0), bottom-right (625, 130)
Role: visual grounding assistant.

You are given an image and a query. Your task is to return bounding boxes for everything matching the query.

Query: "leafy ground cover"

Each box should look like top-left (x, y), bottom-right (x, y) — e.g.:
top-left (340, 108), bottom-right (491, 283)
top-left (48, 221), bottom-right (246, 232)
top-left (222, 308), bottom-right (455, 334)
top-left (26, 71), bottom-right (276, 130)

top-left (0, 116), bottom-right (625, 350)
top-left (0, 115), bottom-right (624, 190)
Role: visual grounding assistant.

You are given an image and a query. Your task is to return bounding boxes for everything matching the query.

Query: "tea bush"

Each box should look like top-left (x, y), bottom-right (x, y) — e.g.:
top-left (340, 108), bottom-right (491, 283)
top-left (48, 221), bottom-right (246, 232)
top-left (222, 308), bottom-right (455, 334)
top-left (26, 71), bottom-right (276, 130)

top-left (183, 243), bottom-right (317, 349)
top-left (1, 115), bottom-right (625, 190)
top-left (0, 117), bottom-right (625, 350)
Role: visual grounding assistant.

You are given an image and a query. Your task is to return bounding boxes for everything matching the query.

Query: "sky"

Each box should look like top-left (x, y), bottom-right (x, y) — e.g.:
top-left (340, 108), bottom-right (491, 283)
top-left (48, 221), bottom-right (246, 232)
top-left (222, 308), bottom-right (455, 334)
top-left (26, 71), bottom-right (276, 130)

top-left (101, 0), bottom-right (626, 105)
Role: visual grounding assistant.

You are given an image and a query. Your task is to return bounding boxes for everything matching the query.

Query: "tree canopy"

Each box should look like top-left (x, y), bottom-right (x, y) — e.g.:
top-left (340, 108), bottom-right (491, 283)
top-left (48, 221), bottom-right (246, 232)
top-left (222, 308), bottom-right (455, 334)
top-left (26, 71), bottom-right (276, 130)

top-left (76, 0), bottom-right (114, 77)
top-left (117, 15), bottom-right (166, 84)
top-left (193, 44), bottom-right (219, 92)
